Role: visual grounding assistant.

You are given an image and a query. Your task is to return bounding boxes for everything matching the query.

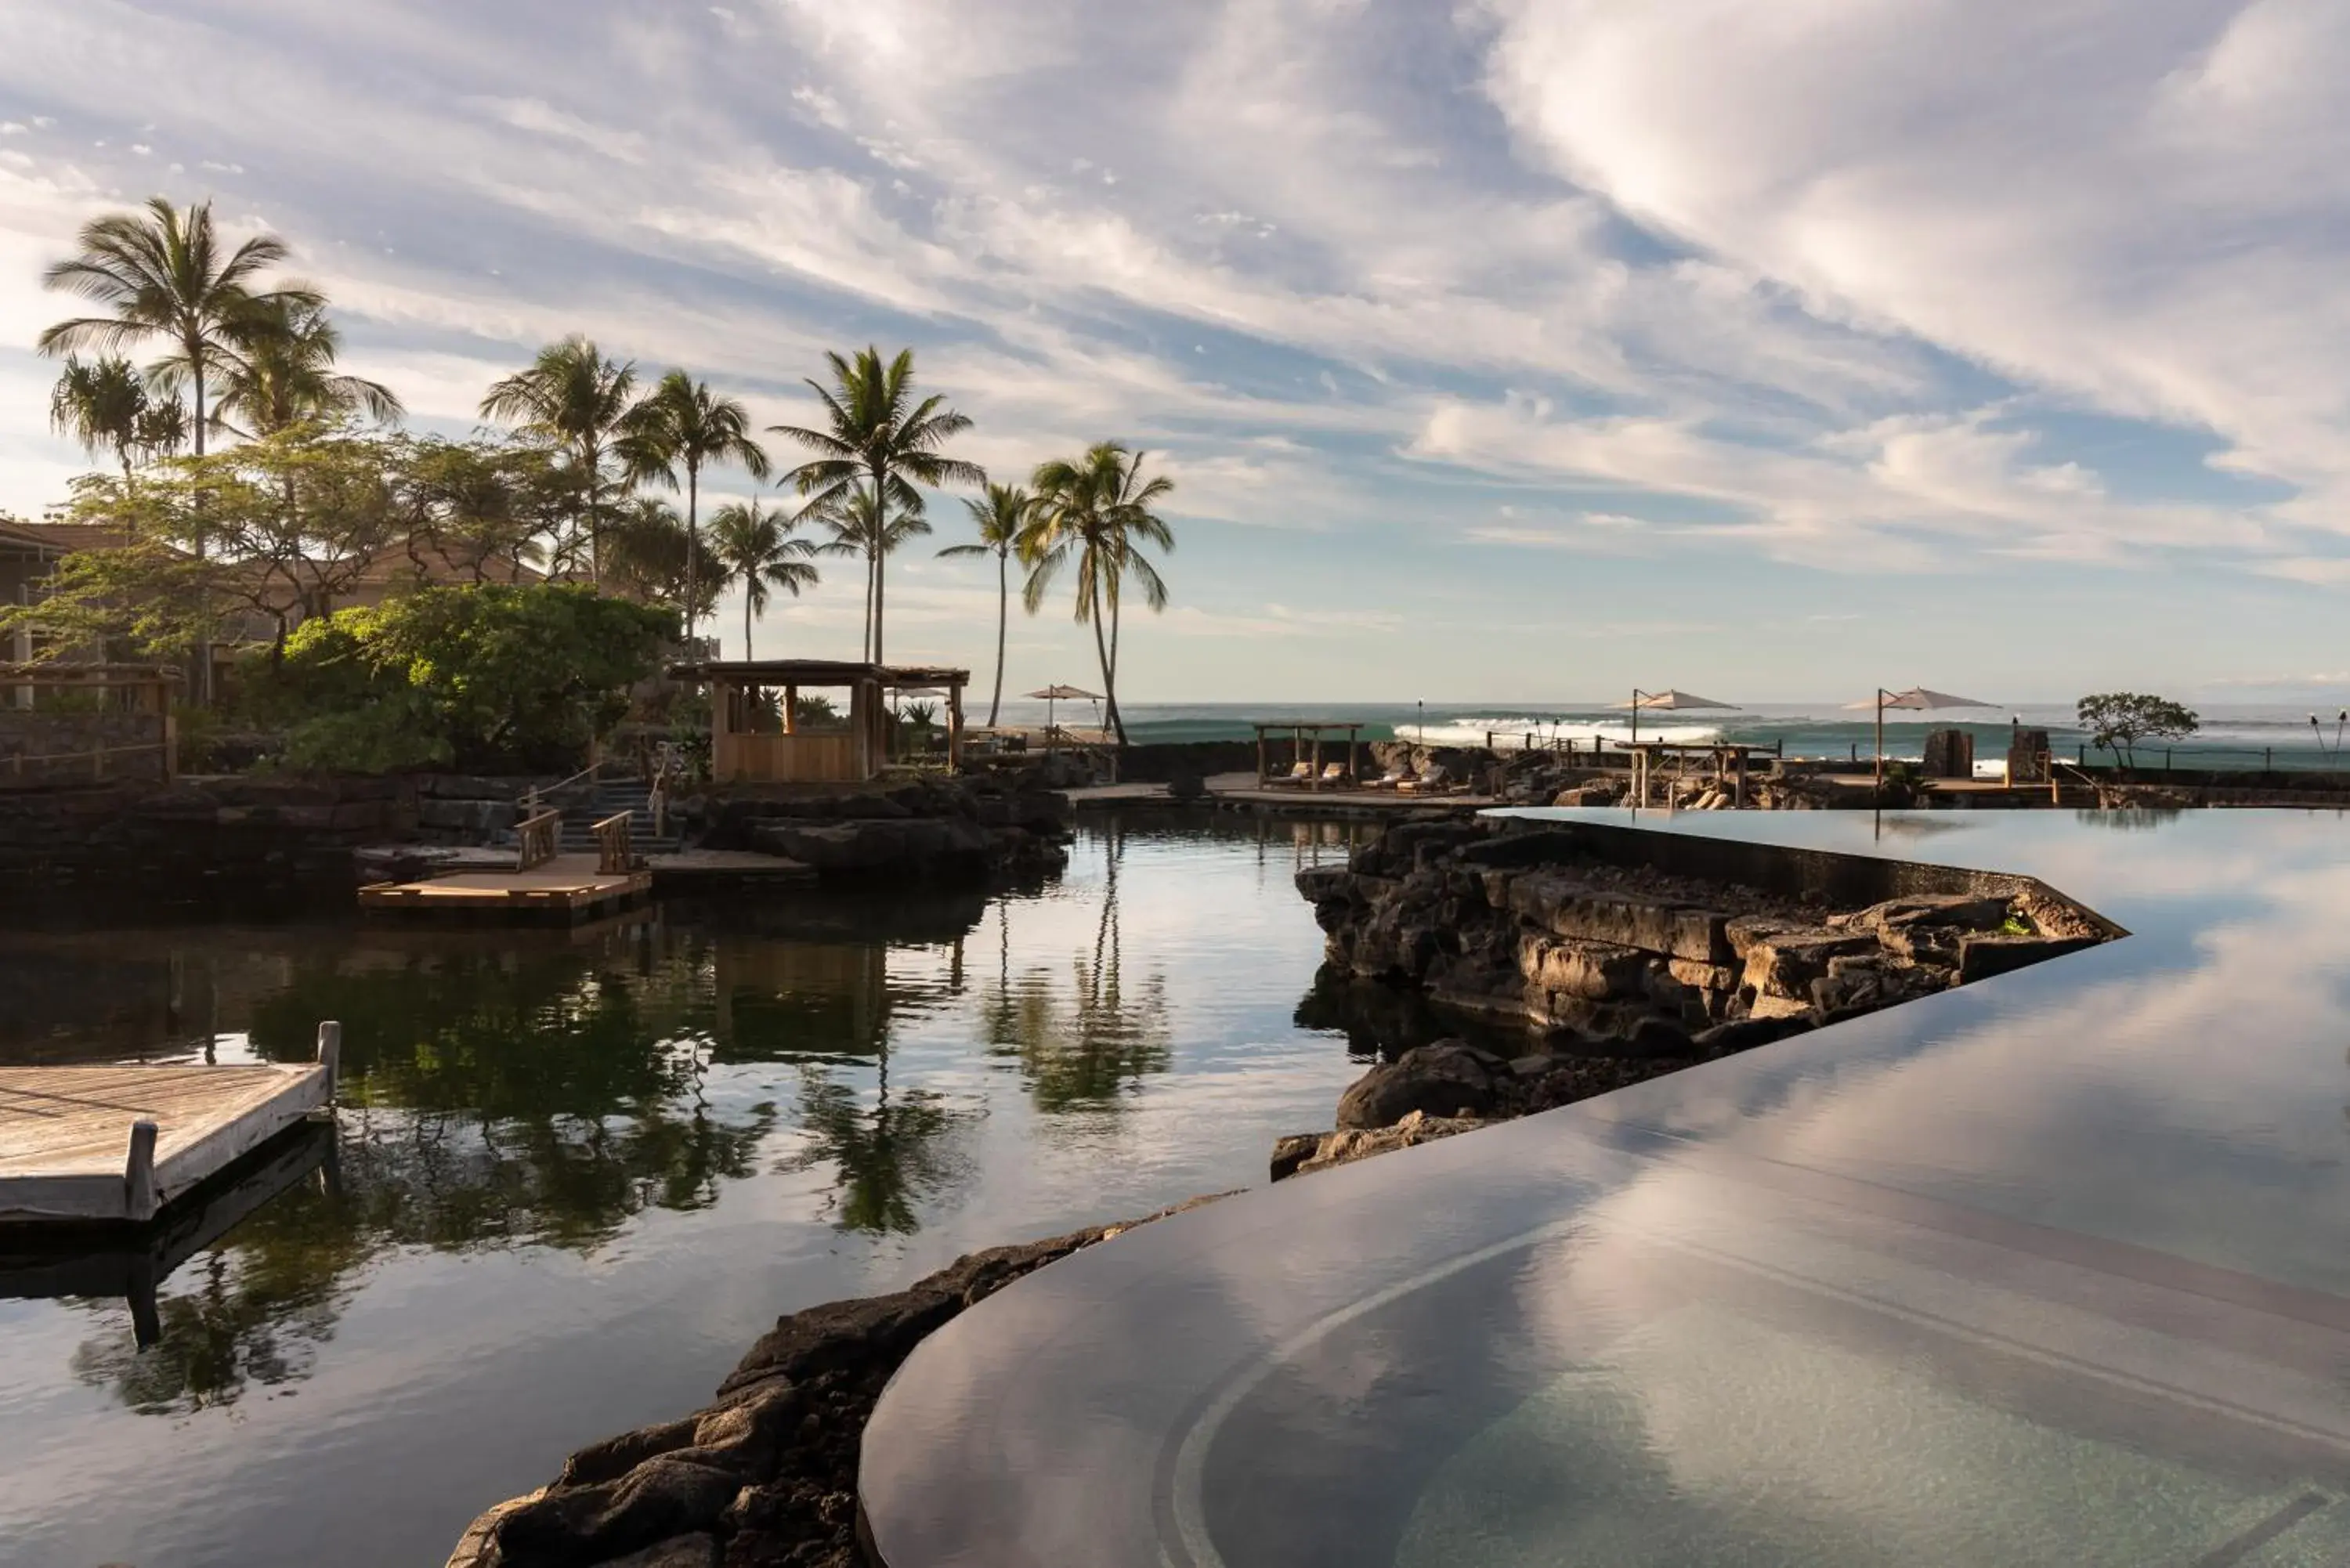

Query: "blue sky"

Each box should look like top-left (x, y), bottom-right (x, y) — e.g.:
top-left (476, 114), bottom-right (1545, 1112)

top-left (2, 0), bottom-right (2348, 703)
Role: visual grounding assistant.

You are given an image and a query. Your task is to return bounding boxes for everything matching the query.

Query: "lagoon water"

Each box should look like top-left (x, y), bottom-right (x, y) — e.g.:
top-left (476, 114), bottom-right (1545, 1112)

top-left (0, 815), bottom-right (1370, 1568)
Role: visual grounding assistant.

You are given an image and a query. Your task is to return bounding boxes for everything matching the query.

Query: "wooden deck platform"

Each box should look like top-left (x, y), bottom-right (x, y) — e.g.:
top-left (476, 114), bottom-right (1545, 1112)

top-left (359, 853), bottom-right (653, 920)
top-left (0, 1035), bottom-right (337, 1225)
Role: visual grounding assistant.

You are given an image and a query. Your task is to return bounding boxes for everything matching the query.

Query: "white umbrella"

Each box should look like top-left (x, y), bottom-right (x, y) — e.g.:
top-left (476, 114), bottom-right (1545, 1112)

top-left (1024, 684), bottom-right (1102, 737)
top-left (1612, 688), bottom-right (1739, 746)
top-left (1843, 688), bottom-right (1997, 790)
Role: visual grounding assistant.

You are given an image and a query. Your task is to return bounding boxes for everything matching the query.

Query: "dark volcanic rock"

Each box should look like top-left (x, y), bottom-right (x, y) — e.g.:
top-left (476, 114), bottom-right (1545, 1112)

top-left (1957, 932), bottom-right (2099, 983)
top-left (1334, 1040), bottom-right (1505, 1129)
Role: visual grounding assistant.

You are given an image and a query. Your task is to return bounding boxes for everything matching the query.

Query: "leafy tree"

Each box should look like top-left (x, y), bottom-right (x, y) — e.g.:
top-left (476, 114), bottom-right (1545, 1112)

top-left (939, 482), bottom-right (1032, 728)
top-left (478, 336), bottom-right (638, 583)
top-left (389, 434), bottom-right (561, 583)
top-left (37, 196), bottom-right (322, 463)
top-left (618, 370), bottom-right (770, 649)
top-left (770, 345), bottom-right (982, 663)
top-left (49, 354), bottom-right (184, 479)
top-left (5, 426), bottom-right (403, 662)
top-left (2077, 692), bottom-right (2199, 769)
top-left (707, 499), bottom-right (822, 659)
top-left (257, 583), bottom-right (676, 771)
top-left (1021, 443), bottom-right (1173, 745)
top-left (214, 297), bottom-right (401, 438)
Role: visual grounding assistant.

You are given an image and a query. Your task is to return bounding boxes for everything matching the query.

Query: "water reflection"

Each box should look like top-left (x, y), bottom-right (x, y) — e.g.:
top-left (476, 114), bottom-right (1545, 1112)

top-left (979, 823), bottom-right (1173, 1110)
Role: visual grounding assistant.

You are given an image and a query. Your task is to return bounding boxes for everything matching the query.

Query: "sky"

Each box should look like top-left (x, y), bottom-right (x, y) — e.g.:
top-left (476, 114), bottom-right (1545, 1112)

top-left (1, 0), bottom-right (2347, 704)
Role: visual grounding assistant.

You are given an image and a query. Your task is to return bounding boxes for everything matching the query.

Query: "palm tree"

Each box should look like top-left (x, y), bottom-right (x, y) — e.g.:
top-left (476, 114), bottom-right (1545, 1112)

top-left (215, 298), bottom-right (401, 438)
top-left (770, 346), bottom-right (982, 664)
top-left (37, 196), bottom-right (321, 463)
top-left (815, 486), bottom-right (930, 660)
top-left (707, 499), bottom-right (822, 659)
top-left (619, 370), bottom-right (770, 651)
top-left (1021, 444), bottom-right (1173, 745)
top-left (479, 337), bottom-right (638, 583)
top-left (49, 356), bottom-right (154, 479)
top-left (938, 482), bottom-right (1031, 728)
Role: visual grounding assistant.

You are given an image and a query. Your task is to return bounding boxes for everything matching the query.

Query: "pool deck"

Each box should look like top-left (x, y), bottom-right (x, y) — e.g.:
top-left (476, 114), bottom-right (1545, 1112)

top-left (0, 1060), bottom-right (332, 1225)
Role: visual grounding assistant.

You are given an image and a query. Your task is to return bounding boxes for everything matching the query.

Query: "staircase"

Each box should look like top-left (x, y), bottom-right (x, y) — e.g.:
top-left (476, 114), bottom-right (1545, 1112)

top-left (555, 776), bottom-right (683, 856)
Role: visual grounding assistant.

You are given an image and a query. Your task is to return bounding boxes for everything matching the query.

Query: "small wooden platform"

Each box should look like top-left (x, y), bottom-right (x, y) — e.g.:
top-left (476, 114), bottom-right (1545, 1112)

top-left (359, 853), bottom-right (653, 920)
top-left (0, 1060), bottom-right (331, 1224)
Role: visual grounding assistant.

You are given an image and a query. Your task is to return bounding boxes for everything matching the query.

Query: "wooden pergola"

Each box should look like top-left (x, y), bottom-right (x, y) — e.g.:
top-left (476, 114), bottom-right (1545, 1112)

top-left (667, 659), bottom-right (971, 784)
top-left (1253, 721), bottom-right (1365, 790)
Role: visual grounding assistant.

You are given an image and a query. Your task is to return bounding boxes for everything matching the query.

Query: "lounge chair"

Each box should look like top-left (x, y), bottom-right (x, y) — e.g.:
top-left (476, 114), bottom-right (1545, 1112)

top-left (1397, 763), bottom-right (1450, 794)
top-left (1318, 763), bottom-right (1349, 786)
top-left (1365, 763), bottom-right (1412, 790)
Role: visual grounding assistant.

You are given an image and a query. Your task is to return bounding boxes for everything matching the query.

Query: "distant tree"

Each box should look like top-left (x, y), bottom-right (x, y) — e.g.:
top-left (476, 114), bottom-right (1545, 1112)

top-left (2077, 692), bottom-right (2199, 769)
top-left (389, 435), bottom-right (560, 583)
top-left (939, 482), bottom-right (1032, 728)
top-left (813, 484), bottom-right (929, 657)
top-left (618, 370), bottom-right (770, 650)
top-left (769, 346), bottom-right (981, 663)
top-left (478, 336), bottom-right (638, 583)
top-left (214, 298), bottom-right (402, 438)
top-left (707, 499), bottom-right (822, 660)
top-left (49, 355), bottom-right (161, 479)
top-left (38, 196), bottom-right (322, 463)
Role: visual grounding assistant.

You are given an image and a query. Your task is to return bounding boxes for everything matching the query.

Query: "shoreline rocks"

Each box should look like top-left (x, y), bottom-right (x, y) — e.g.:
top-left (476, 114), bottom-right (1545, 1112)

top-left (690, 774), bottom-right (1070, 885)
top-left (1274, 818), bottom-right (2110, 1180)
top-left (446, 1195), bottom-right (1227, 1568)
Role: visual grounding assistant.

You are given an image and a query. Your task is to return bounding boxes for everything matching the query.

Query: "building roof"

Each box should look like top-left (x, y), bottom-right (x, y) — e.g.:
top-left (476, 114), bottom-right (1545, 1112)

top-left (667, 659), bottom-right (971, 688)
top-left (0, 518), bottom-right (133, 557)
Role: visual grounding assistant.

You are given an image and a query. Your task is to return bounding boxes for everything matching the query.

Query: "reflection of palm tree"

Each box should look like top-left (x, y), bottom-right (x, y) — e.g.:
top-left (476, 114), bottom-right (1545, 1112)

top-left (786, 1061), bottom-right (967, 1236)
top-left (978, 825), bottom-right (1172, 1110)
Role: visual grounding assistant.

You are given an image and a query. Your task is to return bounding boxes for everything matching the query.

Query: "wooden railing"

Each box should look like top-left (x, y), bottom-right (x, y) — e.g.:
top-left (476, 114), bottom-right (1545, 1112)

top-left (592, 811), bottom-right (634, 874)
top-left (515, 809), bottom-right (561, 871)
top-left (2, 739), bottom-right (172, 787)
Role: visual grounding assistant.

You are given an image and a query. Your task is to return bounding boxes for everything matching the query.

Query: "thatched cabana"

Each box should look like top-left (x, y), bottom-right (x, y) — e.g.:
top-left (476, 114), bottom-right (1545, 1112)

top-left (667, 659), bottom-right (971, 784)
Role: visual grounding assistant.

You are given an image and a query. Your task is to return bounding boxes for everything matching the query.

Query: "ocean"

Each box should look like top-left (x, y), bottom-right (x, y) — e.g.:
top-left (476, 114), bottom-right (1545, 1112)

top-left (978, 699), bottom-right (2350, 773)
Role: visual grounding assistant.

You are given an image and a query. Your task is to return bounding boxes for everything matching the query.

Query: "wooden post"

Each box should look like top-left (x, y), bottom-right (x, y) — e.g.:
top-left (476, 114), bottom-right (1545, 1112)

top-left (1311, 732), bottom-right (1323, 791)
top-left (948, 685), bottom-right (964, 770)
top-left (125, 1118), bottom-right (159, 1223)
top-left (316, 1019), bottom-right (342, 1104)
top-left (1256, 728), bottom-right (1267, 787)
top-left (784, 684), bottom-right (798, 735)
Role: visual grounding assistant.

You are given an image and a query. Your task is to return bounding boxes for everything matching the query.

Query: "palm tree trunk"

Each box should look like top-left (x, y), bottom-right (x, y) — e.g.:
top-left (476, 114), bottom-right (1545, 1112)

top-left (862, 548), bottom-right (876, 663)
top-left (1088, 578), bottom-right (1120, 747)
top-left (684, 461), bottom-right (700, 649)
top-left (869, 462), bottom-right (888, 665)
top-left (744, 587), bottom-right (755, 662)
top-left (989, 549), bottom-right (1007, 728)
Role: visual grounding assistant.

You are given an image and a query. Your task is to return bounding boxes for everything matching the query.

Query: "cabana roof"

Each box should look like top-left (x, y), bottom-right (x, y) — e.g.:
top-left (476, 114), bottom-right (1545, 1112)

top-left (667, 659), bottom-right (970, 689)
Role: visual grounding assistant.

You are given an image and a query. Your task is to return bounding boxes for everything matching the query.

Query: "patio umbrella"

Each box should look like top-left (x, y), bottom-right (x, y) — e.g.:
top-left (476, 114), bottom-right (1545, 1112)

top-left (1611, 688), bottom-right (1738, 747)
top-left (1842, 688), bottom-right (1997, 792)
top-left (1024, 685), bottom-right (1101, 736)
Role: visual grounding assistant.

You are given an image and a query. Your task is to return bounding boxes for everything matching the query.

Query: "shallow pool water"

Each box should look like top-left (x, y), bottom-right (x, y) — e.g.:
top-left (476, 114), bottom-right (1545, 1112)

top-left (0, 814), bottom-right (1370, 1568)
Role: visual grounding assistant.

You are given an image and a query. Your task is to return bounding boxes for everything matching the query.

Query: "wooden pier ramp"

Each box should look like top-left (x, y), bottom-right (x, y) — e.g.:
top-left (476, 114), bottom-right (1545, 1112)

top-left (0, 1024), bottom-right (340, 1226)
top-left (359, 852), bottom-right (653, 921)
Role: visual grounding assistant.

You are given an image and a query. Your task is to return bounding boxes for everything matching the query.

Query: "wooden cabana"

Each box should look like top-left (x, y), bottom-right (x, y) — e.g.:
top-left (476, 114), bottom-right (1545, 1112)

top-left (668, 659), bottom-right (971, 784)
top-left (1253, 721), bottom-right (1365, 790)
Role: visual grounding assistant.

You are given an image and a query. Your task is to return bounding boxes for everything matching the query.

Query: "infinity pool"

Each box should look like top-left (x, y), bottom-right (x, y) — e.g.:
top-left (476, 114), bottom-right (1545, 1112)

top-left (0, 814), bottom-right (1370, 1568)
top-left (863, 807), bottom-right (2350, 1568)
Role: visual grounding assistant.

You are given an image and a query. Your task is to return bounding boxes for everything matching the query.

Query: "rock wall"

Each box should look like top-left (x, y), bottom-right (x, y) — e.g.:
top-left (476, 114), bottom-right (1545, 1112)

top-left (0, 775), bottom-right (416, 916)
top-left (1275, 818), bottom-right (2111, 1180)
top-left (0, 710), bottom-right (171, 789)
top-left (446, 1197), bottom-right (1226, 1568)
top-left (688, 773), bottom-right (1070, 884)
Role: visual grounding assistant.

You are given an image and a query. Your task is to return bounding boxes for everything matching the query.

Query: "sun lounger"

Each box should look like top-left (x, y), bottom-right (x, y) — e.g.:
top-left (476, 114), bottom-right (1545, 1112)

top-left (1318, 763), bottom-right (1349, 786)
top-left (1365, 764), bottom-right (1412, 791)
top-left (1396, 764), bottom-right (1449, 794)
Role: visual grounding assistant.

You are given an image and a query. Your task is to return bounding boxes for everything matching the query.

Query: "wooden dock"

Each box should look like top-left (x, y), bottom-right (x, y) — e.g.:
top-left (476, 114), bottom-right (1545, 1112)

top-left (359, 852), bottom-right (653, 920)
top-left (0, 1025), bottom-right (339, 1226)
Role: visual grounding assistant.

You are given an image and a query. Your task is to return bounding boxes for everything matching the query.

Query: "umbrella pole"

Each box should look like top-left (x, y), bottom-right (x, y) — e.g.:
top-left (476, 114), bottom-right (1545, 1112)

top-left (1875, 689), bottom-right (1885, 798)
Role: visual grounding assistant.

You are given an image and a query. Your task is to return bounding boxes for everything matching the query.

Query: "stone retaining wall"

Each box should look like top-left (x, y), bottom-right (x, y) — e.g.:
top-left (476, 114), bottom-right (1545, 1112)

top-left (0, 710), bottom-right (170, 789)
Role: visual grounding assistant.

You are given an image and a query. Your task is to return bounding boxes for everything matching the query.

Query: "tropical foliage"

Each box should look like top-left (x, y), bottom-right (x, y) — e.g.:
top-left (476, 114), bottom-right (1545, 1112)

top-left (251, 583), bottom-right (676, 771)
top-left (1019, 443), bottom-right (1173, 745)
top-left (771, 345), bottom-right (981, 663)
top-left (619, 370), bottom-right (770, 648)
top-left (477, 335), bottom-right (639, 583)
top-left (707, 499), bottom-right (822, 659)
